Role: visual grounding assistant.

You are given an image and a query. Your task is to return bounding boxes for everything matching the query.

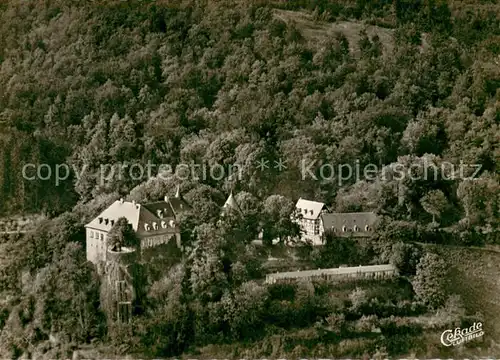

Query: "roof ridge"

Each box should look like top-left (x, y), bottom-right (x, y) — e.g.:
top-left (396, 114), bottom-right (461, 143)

top-left (323, 211), bottom-right (376, 215)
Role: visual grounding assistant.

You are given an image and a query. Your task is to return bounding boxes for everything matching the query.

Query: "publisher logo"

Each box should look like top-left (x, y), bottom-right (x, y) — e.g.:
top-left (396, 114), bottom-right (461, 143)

top-left (440, 322), bottom-right (484, 346)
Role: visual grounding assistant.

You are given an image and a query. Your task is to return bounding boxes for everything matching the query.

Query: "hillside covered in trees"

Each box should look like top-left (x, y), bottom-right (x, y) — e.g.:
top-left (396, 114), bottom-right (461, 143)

top-left (0, 0), bottom-right (498, 218)
top-left (0, 0), bottom-right (499, 358)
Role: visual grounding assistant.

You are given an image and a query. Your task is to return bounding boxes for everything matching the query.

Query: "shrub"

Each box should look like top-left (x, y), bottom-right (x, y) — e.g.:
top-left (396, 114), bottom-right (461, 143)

top-left (389, 242), bottom-right (423, 276)
top-left (354, 315), bottom-right (379, 333)
top-left (436, 294), bottom-right (466, 328)
top-left (267, 283), bottom-right (295, 301)
top-left (411, 252), bottom-right (448, 309)
top-left (349, 287), bottom-right (370, 313)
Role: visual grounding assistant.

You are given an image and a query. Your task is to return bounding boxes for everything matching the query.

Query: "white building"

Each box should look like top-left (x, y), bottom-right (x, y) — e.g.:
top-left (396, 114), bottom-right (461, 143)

top-left (294, 198), bottom-right (328, 245)
top-left (265, 264), bottom-right (397, 284)
top-left (85, 187), bottom-right (190, 264)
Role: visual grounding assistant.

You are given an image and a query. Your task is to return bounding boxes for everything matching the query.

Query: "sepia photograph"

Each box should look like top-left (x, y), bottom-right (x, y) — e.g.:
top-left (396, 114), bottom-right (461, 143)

top-left (0, 0), bottom-right (499, 358)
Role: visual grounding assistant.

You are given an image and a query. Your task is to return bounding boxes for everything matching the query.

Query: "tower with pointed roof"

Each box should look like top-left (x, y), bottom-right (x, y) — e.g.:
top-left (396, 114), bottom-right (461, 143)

top-left (221, 191), bottom-right (241, 216)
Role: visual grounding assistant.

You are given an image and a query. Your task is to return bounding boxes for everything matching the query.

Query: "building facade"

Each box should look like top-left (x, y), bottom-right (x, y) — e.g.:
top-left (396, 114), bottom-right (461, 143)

top-left (85, 187), bottom-right (190, 265)
top-left (294, 198), bottom-right (327, 245)
top-left (320, 212), bottom-right (378, 238)
top-left (265, 264), bottom-right (396, 284)
top-left (294, 198), bottom-right (378, 245)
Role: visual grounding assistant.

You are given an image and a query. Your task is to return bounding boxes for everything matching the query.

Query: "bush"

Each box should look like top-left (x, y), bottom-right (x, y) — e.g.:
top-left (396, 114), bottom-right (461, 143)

top-left (315, 231), bottom-right (361, 268)
top-left (354, 315), bottom-right (379, 333)
top-left (389, 242), bottom-right (423, 276)
top-left (348, 287), bottom-right (370, 313)
top-left (393, 300), bottom-right (427, 317)
top-left (267, 283), bottom-right (295, 301)
top-left (411, 252), bottom-right (448, 309)
top-left (436, 294), bottom-right (466, 328)
top-left (325, 312), bottom-right (348, 336)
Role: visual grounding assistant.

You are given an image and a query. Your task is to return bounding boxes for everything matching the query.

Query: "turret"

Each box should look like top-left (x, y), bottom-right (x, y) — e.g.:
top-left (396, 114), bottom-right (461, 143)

top-left (222, 191), bottom-right (241, 215)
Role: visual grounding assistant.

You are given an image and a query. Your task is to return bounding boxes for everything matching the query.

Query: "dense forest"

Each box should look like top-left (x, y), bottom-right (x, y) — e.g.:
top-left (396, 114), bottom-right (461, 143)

top-left (0, 0), bottom-right (499, 358)
top-left (0, 0), bottom-right (498, 218)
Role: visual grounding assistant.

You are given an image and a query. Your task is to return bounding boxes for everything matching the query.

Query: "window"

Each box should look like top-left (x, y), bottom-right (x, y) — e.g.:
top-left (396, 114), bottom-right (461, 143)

top-left (100, 233), bottom-right (104, 240)
top-left (342, 226), bottom-right (346, 232)
top-left (365, 225), bottom-right (371, 231)
top-left (90, 231), bottom-right (94, 238)
top-left (353, 225), bottom-right (359, 232)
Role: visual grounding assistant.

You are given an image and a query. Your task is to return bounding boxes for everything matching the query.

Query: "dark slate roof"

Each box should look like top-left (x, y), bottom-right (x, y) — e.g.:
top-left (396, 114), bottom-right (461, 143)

top-left (321, 212), bottom-right (378, 236)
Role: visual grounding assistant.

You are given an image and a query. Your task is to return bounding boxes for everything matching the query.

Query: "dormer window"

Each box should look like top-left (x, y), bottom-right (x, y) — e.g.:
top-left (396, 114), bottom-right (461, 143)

top-left (365, 225), bottom-right (371, 232)
top-left (297, 208), bottom-right (301, 213)
top-left (353, 225), bottom-right (359, 232)
top-left (342, 226), bottom-right (347, 232)
top-left (104, 218), bottom-right (109, 225)
top-left (304, 209), bottom-right (307, 214)
top-left (161, 221), bottom-right (167, 229)
top-left (332, 227), bottom-right (336, 232)
top-left (157, 210), bottom-right (163, 218)
top-left (310, 210), bottom-right (313, 215)
top-left (169, 220), bottom-right (175, 228)
top-left (144, 223), bottom-right (151, 231)
top-left (110, 220), bottom-right (115, 226)
top-left (152, 222), bottom-right (158, 230)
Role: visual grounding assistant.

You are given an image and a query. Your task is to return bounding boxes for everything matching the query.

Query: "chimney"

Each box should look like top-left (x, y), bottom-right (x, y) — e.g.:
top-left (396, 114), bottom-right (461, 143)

top-left (175, 185), bottom-right (180, 198)
top-left (164, 195), bottom-right (169, 203)
top-left (132, 200), bottom-right (136, 206)
top-left (157, 209), bottom-right (163, 218)
top-left (119, 198), bottom-right (124, 204)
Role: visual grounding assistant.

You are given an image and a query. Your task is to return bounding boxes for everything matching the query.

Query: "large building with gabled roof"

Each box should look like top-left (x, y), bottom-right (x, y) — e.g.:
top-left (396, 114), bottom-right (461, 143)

top-left (294, 198), bottom-right (378, 245)
top-left (320, 212), bottom-right (378, 238)
top-left (85, 187), bottom-right (190, 264)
